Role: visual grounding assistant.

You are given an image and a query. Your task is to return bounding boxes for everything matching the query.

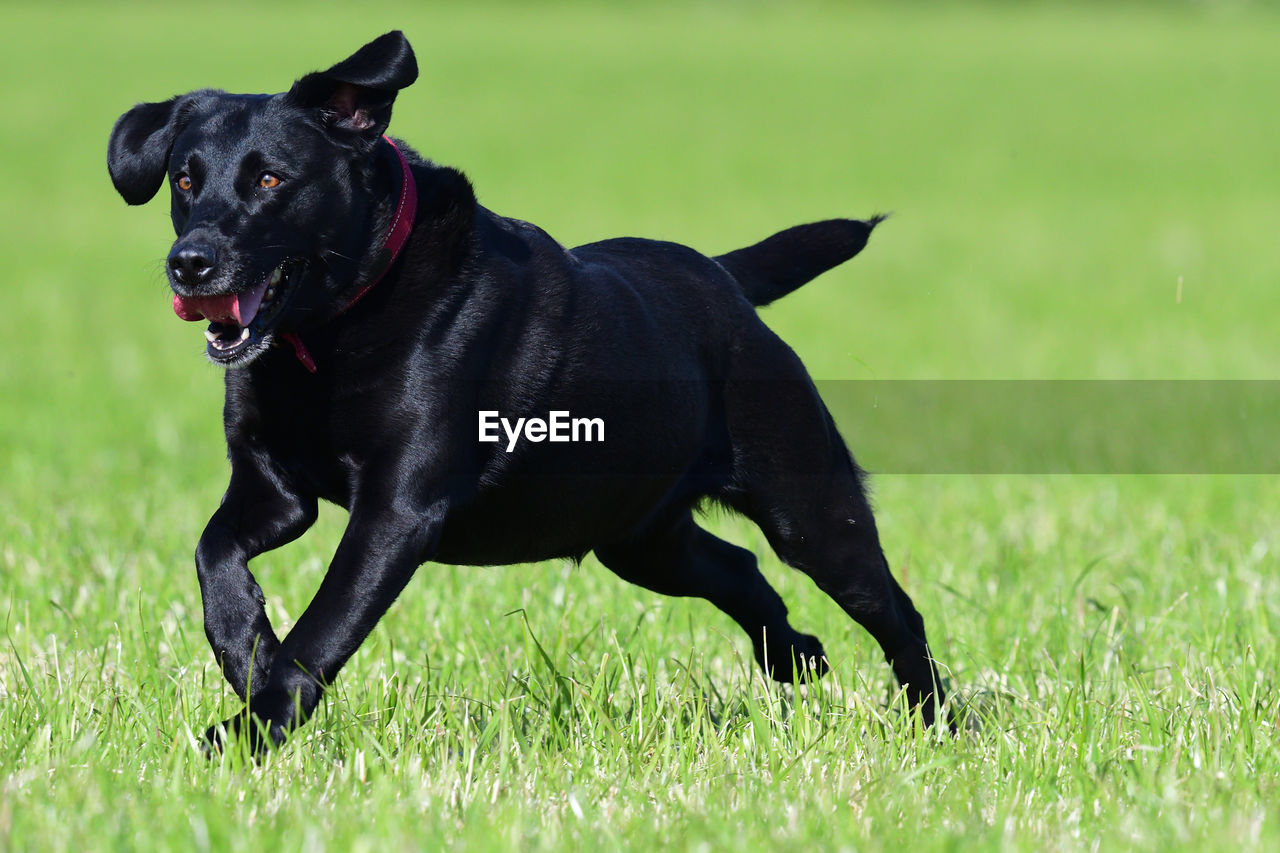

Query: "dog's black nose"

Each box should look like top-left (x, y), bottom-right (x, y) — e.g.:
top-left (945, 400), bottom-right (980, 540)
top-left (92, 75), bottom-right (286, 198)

top-left (168, 244), bottom-right (217, 286)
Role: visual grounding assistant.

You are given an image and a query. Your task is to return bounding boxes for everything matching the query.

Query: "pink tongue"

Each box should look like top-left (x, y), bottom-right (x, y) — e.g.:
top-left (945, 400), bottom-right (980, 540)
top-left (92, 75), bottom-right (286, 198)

top-left (172, 283), bottom-right (266, 327)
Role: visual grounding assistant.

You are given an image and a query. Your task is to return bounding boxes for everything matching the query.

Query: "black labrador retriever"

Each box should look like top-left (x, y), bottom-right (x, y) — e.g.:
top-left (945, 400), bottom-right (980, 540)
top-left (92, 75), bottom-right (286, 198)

top-left (108, 31), bottom-right (947, 752)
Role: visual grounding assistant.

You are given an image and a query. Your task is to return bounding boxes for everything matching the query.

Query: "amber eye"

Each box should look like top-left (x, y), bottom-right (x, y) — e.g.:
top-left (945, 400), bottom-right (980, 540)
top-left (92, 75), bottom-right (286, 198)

top-left (175, 174), bottom-right (193, 192)
top-left (258, 173), bottom-right (282, 189)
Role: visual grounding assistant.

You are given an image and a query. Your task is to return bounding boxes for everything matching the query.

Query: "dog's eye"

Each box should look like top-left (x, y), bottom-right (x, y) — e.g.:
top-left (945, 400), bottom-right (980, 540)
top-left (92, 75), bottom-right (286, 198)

top-left (258, 173), bottom-right (282, 190)
top-left (175, 174), bottom-right (193, 192)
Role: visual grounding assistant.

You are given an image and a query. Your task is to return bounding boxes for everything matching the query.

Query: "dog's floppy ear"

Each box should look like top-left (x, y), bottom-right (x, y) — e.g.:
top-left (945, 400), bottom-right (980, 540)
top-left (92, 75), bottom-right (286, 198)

top-left (108, 97), bottom-right (185, 205)
top-left (287, 31), bottom-right (418, 145)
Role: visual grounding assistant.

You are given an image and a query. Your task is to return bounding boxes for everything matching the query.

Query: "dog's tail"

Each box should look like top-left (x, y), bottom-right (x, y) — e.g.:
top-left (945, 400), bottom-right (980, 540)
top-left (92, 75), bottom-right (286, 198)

top-left (715, 216), bottom-right (885, 307)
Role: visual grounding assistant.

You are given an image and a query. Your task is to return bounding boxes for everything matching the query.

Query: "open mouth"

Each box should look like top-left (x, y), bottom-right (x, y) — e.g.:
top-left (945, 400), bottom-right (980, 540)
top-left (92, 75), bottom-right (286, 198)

top-left (171, 260), bottom-right (304, 363)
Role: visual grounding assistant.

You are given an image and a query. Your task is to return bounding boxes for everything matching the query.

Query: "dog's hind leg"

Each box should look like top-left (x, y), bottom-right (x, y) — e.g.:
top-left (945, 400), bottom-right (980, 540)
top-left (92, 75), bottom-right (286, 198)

top-left (720, 343), bottom-right (948, 726)
top-left (595, 512), bottom-right (828, 682)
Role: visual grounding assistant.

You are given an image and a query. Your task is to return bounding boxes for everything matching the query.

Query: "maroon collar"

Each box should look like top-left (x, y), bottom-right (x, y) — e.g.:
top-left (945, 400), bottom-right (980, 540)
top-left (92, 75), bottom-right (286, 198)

top-left (280, 135), bottom-right (418, 373)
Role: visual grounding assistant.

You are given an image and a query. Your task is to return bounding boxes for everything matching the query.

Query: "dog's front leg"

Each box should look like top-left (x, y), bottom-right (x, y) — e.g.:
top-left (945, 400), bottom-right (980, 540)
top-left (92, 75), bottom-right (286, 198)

top-left (210, 501), bottom-right (443, 754)
top-left (196, 452), bottom-right (318, 705)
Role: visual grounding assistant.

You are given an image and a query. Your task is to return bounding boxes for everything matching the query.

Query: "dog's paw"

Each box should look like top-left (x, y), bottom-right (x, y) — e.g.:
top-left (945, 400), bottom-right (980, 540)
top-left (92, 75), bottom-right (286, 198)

top-left (202, 711), bottom-right (288, 759)
top-left (755, 630), bottom-right (830, 684)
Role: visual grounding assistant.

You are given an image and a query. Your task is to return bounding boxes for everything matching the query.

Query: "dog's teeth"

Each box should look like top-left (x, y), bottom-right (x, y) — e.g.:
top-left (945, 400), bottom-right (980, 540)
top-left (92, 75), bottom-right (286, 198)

top-left (239, 326), bottom-right (251, 341)
top-left (269, 267), bottom-right (283, 286)
top-left (205, 329), bottom-right (218, 343)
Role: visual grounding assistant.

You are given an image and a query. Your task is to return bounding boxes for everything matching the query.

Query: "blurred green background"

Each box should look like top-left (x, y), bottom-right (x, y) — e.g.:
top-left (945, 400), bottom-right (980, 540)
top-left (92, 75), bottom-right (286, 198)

top-left (2, 2), bottom-right (1279, 850)
top-left (4, 1), bottom-right (1278, 494)
top-left (5, 0), bottom-right (1277, 517)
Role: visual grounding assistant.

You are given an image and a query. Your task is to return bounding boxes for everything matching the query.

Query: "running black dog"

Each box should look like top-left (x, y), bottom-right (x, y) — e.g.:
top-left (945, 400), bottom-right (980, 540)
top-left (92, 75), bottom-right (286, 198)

top-left (108, 32), bottom-right (947, 752)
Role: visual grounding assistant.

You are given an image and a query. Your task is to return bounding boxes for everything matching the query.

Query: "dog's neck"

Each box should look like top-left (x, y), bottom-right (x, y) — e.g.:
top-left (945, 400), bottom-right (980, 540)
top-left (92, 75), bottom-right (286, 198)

top-left (280, 136), bottom-right (418, 373)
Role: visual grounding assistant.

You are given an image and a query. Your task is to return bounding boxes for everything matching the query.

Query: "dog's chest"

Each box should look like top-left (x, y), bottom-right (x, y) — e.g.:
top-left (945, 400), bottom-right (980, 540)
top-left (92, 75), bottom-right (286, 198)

top-left (230, 366), bottom-right (398, 507)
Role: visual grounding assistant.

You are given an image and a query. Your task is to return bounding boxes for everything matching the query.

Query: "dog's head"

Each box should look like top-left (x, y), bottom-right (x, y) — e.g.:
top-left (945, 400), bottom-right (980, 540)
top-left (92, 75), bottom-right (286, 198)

top-left (108, 32), bottom-right (418, 367)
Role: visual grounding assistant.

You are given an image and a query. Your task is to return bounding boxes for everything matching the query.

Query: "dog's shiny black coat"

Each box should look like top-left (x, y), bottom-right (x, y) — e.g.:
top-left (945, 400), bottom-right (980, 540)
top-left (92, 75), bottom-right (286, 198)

top-left (108, 32), bottom-right (947, 751)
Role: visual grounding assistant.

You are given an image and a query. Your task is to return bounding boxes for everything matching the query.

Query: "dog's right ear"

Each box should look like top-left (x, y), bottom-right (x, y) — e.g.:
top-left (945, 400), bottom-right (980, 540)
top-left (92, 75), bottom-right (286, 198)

top-left (286, 31), bottom-right (418, 146)
top-left (108, 97), bottom-right (183, 206)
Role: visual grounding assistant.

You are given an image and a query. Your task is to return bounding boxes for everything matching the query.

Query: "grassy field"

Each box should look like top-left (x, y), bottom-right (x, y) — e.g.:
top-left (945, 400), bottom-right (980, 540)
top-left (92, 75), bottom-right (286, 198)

top-left (3, 1), bottom-right (1279, 850)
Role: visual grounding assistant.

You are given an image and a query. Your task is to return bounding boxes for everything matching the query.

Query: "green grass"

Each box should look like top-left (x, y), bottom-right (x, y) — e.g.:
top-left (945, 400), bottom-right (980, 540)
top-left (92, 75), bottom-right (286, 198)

top-left (3, 1), bottom-right (1280, 850)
